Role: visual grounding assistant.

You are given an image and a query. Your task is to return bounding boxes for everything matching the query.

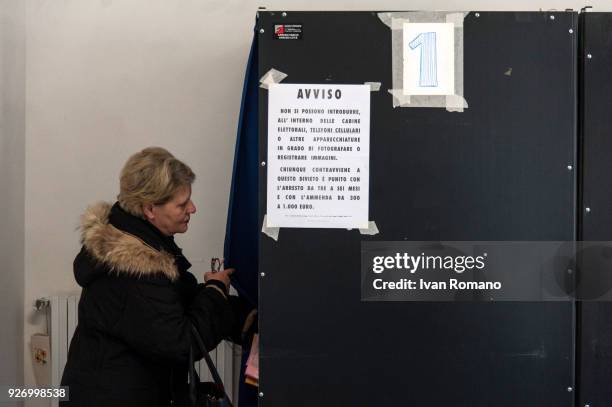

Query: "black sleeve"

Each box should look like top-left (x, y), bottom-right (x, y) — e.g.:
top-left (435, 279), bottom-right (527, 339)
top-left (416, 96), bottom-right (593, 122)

top-left (190, 282), bottom-right (257, 346)
top-left (115, 278), bottom-right (235, 366)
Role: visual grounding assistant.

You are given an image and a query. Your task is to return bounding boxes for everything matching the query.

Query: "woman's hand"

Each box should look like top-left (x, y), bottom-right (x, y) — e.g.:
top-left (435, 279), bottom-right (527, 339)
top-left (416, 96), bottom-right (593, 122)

top-left (204, 268), bottom-right (234, 291)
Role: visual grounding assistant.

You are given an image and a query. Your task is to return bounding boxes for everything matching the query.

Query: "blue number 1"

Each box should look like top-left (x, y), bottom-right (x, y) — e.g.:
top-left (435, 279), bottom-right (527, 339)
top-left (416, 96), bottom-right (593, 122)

top-left (409, 32), bottom-right (438, 87)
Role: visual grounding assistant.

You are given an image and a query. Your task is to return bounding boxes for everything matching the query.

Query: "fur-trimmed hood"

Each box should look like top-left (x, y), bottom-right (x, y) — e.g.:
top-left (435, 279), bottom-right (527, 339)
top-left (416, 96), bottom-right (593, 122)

top-left (76, 202), bottom-right (179, 286)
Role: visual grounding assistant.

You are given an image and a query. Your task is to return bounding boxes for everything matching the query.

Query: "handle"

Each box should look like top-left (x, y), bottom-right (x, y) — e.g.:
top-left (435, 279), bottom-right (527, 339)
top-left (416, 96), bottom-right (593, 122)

top-left (190, 325), bottom-right (234, 407)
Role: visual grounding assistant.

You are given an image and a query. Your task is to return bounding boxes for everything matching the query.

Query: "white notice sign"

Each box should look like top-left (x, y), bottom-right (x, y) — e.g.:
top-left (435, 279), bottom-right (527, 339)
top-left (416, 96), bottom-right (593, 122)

top-left (267, 83), bottom-right (370, 229)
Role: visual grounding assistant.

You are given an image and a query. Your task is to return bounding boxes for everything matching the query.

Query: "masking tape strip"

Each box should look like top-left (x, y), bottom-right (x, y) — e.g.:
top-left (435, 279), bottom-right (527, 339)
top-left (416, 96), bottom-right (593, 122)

top-left (391, 18), bottom-right (404, 30)
top-left (359, 221), bottom-right (380, 236)
top-left (446, 12), bottom-right (465, 27)
top-left (259, 69), bottom-right (288, 90)
top-left (378, 11), bottom-right (469, 111)
top-left (377, 13), bottom-right (394, 29)
top-left (446, 12), bottom-right (468, 112)
top-left (261, 215), bottom-right (280, 241)
top-left (364, 82), bottom-right (382, 91)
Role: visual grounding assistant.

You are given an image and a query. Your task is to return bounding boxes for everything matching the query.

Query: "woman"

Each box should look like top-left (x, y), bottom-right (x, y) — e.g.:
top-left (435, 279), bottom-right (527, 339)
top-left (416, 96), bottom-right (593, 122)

top-left (61, 147), bottom-right (253, 406)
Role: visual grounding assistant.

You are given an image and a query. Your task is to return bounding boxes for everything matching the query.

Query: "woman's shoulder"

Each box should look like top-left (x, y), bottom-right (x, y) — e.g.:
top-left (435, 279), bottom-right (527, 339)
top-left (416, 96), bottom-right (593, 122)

top-left (74, 202), bottom-right (180, 286)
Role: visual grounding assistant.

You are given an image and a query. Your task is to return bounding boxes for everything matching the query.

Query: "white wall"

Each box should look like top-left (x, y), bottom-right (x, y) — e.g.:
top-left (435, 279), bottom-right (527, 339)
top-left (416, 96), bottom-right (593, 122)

top-left (0, 0), bottom-right (25, 405)
top-left (18, 0), bottom-right (601, 401)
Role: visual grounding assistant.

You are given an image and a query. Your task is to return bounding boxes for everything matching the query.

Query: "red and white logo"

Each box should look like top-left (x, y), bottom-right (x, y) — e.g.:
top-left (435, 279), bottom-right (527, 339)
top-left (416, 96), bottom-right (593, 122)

top-left (274, 25), bottom-right (285, 35)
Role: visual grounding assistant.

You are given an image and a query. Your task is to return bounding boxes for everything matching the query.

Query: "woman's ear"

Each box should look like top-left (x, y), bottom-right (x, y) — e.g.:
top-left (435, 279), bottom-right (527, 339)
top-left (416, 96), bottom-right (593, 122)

top-left (142, 203), bottom-right (155, 221)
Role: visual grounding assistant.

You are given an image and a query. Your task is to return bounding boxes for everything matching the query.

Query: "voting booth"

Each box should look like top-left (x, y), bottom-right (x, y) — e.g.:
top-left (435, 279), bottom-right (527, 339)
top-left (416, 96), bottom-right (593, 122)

top-left (223, 10), bottom-right (612, 406)
top-left (255, 11), bottom-right (576, 406)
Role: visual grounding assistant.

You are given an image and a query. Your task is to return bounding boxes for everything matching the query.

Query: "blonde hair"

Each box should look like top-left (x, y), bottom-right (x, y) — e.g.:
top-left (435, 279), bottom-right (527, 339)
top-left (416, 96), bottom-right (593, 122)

top-left (117, 147), bottom-right (195, 217)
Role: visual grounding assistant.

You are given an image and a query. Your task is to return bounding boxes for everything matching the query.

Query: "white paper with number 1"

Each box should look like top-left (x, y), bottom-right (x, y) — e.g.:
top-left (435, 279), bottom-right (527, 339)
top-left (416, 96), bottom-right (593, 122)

top-left (403, 22), bottom-right (455, 96)
top-left (266, 83), bottom-right (370, 229)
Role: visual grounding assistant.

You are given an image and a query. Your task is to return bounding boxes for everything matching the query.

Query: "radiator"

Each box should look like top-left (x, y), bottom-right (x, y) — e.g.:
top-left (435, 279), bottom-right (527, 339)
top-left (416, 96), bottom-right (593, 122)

top-left (43, 295), bottom-right (78, 407)
top-left (42, 295), bottom-right (238, 404)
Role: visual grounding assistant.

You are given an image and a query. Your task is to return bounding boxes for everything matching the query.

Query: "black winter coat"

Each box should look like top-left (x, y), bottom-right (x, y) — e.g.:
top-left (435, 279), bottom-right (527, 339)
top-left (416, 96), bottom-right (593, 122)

top-left (60, 202), bottom-right (249, 407)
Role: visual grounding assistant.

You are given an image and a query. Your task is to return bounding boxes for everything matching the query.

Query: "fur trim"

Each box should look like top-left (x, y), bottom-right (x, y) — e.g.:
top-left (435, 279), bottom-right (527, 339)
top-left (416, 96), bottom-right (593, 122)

top-left (79, 202), bottom-right (179, 281)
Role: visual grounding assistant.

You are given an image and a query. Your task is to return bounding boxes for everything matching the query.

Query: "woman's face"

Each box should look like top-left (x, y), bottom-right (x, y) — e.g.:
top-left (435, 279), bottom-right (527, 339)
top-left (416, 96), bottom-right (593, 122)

top-left (146, 185), bottom-right (197, 236)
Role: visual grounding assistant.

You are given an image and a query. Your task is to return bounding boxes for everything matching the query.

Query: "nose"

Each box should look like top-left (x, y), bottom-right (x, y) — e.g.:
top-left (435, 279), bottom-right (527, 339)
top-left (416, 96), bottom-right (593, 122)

top-left (188, 200), bottom-right (196, 214)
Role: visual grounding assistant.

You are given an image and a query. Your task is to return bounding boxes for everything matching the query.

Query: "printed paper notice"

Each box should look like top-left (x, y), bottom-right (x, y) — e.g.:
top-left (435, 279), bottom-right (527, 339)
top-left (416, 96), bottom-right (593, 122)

top-left (267, 83), bottom-right (370, 229)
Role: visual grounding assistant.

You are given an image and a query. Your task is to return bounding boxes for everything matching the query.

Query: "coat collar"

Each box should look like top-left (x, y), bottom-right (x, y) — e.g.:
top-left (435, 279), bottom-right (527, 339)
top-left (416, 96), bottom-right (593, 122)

top-left (79, 202), bottom-right (180, 281)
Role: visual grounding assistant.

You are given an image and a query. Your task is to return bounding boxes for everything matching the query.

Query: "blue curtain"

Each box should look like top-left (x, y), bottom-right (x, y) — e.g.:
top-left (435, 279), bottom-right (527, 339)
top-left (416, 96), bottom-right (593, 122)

top-left (223, 30), bottom-right (259, 407)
